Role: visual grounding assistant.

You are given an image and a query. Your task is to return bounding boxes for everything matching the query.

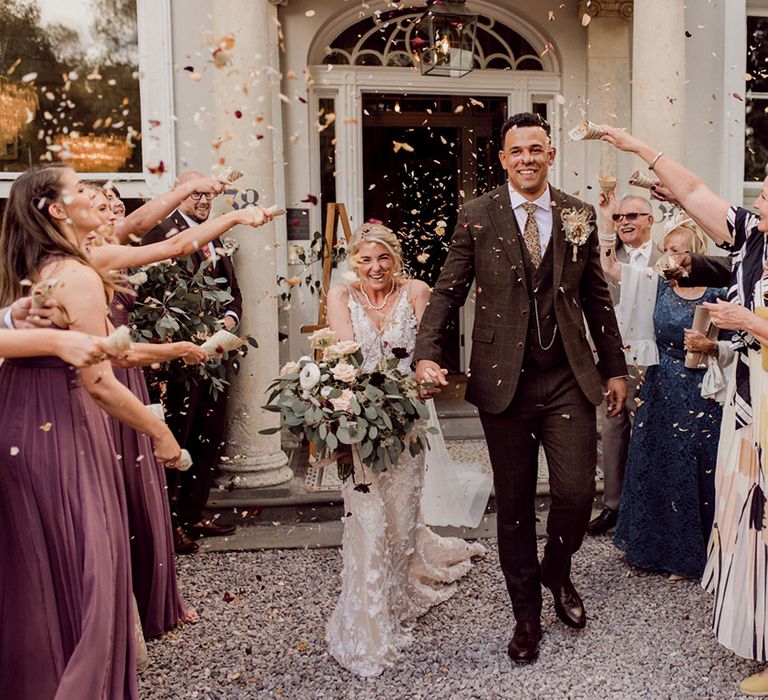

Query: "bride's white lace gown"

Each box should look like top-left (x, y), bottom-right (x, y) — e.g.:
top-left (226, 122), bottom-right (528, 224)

top-left (325, 283), bottom-right (486, 677)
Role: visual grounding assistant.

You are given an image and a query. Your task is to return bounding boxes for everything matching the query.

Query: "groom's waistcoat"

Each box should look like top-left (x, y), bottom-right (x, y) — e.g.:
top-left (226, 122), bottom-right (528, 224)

top-left (520, 239), bottom-right (567, 371)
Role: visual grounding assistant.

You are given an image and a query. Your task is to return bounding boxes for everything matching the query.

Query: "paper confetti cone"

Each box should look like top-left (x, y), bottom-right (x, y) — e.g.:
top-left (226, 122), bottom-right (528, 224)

top-left (31, 278), bottom-right (59, 308)
top-left (629, 170), bottom-right (656, 189)
top-left (653, 252), bottom-right (687, 278)
top-left (568, 120), bottom-right (606, 141)
top-left (597, 175), bottom-right (617, 194)
top-left (244, 204), bottom-right (287, 227)
top-left (105, 325), bottom-right (132, 352)
top-left (224, 168), bottom-right (244, 183)
top-left (177, 449), bottom-right (193, 472)
top-left (147, 403), bottom-right (165, 421)
top-left (200, 329), bottom-right (245, 357)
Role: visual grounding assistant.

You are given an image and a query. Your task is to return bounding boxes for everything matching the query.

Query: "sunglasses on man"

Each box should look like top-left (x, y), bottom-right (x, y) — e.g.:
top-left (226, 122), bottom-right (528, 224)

top-left (612, 212), bottom-right (651, 222)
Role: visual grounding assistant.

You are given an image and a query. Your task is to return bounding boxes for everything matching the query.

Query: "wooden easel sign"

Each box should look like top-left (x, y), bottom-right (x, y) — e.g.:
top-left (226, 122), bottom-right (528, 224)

top-left (300, 202), bottom-right (353, 334)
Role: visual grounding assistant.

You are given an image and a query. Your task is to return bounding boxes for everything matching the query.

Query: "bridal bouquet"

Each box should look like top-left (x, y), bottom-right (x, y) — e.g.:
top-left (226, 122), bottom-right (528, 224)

top-left (262, 328), bottom-right (431, 479)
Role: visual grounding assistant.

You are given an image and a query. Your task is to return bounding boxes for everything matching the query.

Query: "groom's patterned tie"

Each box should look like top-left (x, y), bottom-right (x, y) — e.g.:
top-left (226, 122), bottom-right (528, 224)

top-left (521, 202), bottom-right (542, 268)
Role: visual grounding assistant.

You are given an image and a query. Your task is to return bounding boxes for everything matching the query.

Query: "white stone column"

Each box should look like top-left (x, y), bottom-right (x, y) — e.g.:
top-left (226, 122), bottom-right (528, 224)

top-left (581, 2), bottom-right (634, 190)
top-left (632, 0), bottom-right (687, 164)
top-left (212, 0), bottom-right (291, 488)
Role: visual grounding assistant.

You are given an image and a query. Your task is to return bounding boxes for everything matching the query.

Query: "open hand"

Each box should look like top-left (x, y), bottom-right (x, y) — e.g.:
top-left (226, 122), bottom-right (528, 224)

top-left (650, 182), bottom-right (681, 207)
top-left (703, 299), bottom-right (754, 331)
top-left (599, 125), bottom-right (643, 154)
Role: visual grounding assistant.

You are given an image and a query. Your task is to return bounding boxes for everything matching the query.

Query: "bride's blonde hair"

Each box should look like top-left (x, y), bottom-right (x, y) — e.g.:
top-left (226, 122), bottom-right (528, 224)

top-left (347, 223), bottom-right (405, 278)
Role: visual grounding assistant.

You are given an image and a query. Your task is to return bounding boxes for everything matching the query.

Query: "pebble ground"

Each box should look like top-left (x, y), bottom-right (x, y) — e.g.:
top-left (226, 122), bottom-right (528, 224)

top-left (138, 537), bottom-right (758, 699)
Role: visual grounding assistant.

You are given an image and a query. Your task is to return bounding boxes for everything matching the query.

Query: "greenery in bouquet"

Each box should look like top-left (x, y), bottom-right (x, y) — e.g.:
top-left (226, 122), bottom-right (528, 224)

top-left (261, 328), bottom-right (433, 480)
top-left (126, 247), bottom-right (254, 398)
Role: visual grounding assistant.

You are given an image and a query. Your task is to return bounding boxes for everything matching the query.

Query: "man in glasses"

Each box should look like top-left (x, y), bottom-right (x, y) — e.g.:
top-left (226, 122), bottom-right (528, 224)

top-left (143, 170), bottom-right (241, 553)
top-left (588, 194), bottom-right (660, 535)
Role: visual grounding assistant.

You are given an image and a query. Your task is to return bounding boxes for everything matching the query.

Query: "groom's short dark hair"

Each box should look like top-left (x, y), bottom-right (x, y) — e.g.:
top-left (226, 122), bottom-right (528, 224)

top-left (500, 112), bottom-right (551, 144)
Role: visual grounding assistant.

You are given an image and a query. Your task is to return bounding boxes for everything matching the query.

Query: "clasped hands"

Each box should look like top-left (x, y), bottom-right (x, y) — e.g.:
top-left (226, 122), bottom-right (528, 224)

top-left (415, 359), bottom-right (449, 399)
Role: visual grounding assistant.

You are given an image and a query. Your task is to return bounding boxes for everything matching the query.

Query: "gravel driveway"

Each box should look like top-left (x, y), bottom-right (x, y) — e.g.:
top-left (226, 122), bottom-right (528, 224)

top-left (139, 537), bottom-right (757, 699)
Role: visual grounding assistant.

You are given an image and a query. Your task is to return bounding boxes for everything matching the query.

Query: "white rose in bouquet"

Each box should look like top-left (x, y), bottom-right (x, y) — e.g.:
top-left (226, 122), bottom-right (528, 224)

top-left (299, 362), bottom-right (322, 390)
top-left (330, 389), bottom-right (355, 413)
top-left (324, 340), bottom-right (360, 361)
top-left (280, 360), bottom-right (300, 376)
top-left (331, 359), bottom-right (358, 384)
top-left (309, 327), bottom-right (338, 350)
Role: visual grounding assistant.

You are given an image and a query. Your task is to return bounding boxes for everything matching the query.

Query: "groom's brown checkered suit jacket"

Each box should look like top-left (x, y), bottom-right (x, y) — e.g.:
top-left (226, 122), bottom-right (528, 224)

top-left (414, 183), bottom-right (627, 414)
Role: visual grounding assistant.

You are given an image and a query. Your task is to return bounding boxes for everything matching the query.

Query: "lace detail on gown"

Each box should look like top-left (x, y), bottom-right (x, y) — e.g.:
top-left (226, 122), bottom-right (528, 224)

top-left (325, 283), bottom-right (486, 677)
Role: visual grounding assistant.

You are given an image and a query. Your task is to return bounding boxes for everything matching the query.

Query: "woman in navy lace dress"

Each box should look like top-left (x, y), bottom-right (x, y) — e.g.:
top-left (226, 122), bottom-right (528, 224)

top-left (614, 224), bottom-right (726, 579)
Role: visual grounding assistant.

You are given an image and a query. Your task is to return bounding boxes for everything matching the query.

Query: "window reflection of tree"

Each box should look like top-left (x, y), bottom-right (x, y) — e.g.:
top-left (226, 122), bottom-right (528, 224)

top-left (0, 0), bottom-right (141, 173)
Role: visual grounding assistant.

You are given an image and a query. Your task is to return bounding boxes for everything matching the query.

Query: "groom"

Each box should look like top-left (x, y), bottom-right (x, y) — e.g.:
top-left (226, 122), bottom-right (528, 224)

top-left (414, 112), bottom-right (627, 662)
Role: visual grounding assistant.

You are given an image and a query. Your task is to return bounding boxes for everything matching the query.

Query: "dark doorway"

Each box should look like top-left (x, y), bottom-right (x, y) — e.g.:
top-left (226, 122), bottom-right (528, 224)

top-left (362, 93), bottom-right (507, 372)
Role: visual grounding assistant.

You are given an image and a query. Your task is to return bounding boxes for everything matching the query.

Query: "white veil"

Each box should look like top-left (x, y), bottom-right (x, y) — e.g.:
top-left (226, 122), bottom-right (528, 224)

top-left (419, 399), bottom-right (493, 528)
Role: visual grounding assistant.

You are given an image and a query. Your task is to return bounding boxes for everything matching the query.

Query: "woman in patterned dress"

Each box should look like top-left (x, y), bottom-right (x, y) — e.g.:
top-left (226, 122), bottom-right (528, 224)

top-left (324, 223), bottom-right (485, 677)
top-left (602, 126), bottom-right (768, 696)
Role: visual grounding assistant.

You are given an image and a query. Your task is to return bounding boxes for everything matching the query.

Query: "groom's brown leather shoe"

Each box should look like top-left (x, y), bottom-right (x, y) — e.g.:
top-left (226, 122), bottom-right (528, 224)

top-left (543, 577), bottom-right (586, 629)
top-left (507, 619), bottom-right (542, 663)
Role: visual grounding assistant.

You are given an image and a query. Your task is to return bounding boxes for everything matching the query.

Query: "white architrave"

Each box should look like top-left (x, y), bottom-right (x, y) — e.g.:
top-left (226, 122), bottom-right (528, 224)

top-left (0, 0), bottom-right (175, 198)
top-left (307, 67), bottom-right (562, 237)
top-left (309, 0), bottom-right (561, 73)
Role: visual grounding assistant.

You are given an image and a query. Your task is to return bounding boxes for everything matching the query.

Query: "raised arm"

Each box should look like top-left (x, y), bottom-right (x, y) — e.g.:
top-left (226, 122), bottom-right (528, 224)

top-left (46, 259), bottom-right (181, 465)
top-left (599, 126), bottom-right (732, 245)
top-left (112, 176), bottom-right (228, 244)
top-left (112, 340), bottom-right (208, 368)
top-left (89, 207), bottom-right (269, 272)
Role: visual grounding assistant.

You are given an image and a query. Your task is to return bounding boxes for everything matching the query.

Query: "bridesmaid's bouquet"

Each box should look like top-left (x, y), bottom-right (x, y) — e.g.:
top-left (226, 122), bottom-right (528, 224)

top-left (261, 328), bottom-right (432, 479)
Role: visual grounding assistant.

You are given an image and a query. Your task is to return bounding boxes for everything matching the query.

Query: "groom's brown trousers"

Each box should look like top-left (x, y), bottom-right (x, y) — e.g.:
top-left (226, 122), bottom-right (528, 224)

top-left (479, 359), bottom-right (597, 622)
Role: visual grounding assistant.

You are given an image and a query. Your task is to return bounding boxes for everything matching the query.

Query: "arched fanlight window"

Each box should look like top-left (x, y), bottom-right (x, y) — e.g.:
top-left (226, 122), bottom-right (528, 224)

top-left (324, 9), bottom-right (544, 71)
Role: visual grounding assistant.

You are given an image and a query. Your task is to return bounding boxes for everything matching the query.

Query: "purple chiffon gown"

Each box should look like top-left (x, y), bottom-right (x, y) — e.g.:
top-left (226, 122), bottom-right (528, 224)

top-left (0, 353), bottom-right (137, 699)
top-left (110, 290), bottom-right (188, 637)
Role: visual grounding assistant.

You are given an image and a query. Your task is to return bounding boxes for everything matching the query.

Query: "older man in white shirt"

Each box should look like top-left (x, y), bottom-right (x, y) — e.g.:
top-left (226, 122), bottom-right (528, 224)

top-left (588, 194), bottom-right (661, 535)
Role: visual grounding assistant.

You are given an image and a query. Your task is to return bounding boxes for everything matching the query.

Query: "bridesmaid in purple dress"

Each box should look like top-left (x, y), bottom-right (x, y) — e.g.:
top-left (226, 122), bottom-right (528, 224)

top-left (0, 164), bottom-right (182, 699)
top-left (82, 188), bottom-right (269, 636)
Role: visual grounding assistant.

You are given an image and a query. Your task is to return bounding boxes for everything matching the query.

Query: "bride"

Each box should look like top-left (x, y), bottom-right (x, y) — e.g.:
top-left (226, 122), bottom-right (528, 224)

top-left (324, 223), bottom-right (486, 677)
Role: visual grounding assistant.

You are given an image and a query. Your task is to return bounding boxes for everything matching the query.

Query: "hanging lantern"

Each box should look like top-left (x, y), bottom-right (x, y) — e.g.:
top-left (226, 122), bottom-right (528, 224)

top-left (414, 0), bottom-right (478, 78)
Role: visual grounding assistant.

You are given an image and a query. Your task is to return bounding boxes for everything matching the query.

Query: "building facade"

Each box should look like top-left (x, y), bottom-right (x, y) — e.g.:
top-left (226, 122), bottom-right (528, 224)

top-left (0, 0), bottom-right (760, 488)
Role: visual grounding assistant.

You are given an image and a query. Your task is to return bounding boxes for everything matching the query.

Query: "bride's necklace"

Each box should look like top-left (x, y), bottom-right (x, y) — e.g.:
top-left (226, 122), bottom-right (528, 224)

top-left (360, 279), bottom-right (395, 311)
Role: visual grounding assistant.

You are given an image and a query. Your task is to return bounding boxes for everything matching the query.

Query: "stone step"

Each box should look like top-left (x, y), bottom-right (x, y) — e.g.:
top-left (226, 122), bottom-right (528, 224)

top-left (199, 498), bottom-right (608, 552)
top-left (434, 398), bottom-right (484, 441)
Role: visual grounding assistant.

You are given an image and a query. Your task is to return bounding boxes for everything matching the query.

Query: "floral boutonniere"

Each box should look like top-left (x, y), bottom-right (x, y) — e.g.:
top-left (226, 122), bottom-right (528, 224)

top-left (561, 207), bottom-right (594, 262)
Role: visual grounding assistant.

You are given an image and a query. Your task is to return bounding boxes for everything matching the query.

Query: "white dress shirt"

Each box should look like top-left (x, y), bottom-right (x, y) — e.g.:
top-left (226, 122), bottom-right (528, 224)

top-left (178, 211), bottom-right (218, 263)
top-left (616, 239), bottom-right (659, 367)
top-left (508, 183), bottom-right (553, 257)
top-left (626, 239), bottom-right (653, 268)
